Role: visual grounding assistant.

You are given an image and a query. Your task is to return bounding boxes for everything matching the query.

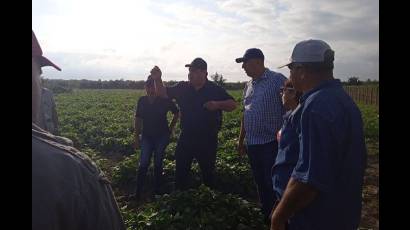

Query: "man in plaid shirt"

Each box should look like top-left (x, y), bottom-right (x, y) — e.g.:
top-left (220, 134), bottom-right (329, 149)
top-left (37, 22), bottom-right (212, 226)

top-left (236, 48), bottom-right (286, 223)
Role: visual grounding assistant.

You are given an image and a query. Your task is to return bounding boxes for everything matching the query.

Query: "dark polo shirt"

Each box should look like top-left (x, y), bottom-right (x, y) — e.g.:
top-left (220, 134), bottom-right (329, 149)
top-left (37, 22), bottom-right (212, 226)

top-left (166, 80), bottom-right (234, 136)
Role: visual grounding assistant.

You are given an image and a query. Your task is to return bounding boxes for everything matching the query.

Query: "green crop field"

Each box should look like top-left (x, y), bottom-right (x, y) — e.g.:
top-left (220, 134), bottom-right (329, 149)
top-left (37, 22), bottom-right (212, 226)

top-left (55, 89), bottom-right (379, 230)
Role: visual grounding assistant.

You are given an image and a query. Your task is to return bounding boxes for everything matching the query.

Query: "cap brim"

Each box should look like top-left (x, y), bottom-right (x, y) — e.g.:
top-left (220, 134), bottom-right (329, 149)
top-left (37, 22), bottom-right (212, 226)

top-left (277, 62), bottom-right (291, 69)
top-left (185, 64), bottom-right (207, 70)
top-left (39, 56), bottom-right (61, 71)
top-left (235, 58), bottom-right (244, 63)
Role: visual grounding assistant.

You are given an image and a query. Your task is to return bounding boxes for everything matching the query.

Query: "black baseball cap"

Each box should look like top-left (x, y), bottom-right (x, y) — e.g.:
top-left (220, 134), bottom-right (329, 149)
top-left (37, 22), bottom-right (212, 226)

top-left (235, 48), bottom-right (264, 63)
top-left (185, 57), bottom-right (207, 70)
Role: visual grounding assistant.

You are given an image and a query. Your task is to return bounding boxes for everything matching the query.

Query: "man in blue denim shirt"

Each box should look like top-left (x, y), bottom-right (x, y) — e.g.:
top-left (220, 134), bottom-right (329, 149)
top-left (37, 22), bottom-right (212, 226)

top-left (236, 48), bottom-right (287, 222)
top-left (270, 40), bottom-right (367, 230)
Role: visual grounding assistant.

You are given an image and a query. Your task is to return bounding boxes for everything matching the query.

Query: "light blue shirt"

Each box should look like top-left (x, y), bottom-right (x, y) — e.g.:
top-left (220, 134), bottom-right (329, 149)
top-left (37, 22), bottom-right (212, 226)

top-left (243, 68), bottom-right (286, 145)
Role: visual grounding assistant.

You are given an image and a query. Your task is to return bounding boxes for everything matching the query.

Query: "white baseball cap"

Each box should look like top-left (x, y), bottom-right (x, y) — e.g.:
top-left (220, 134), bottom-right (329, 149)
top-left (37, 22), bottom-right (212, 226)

top-left (278, 39), bottom-right (334, 68)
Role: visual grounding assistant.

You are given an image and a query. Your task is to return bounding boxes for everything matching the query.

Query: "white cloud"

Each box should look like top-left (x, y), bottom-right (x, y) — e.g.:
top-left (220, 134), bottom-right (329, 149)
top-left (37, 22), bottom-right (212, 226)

top-left (34, 0), bottom-right (379, 82)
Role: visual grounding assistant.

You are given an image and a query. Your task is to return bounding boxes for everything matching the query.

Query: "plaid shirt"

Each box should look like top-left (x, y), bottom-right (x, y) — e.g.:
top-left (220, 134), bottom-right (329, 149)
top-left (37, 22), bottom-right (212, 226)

top-left (243, 68), bottom-right (286, 145)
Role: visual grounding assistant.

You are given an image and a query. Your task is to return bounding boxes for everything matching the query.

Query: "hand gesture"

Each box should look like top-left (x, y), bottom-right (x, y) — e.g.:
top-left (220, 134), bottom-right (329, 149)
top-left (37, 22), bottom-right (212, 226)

top-left (150, 66), bottom-right (162, 80)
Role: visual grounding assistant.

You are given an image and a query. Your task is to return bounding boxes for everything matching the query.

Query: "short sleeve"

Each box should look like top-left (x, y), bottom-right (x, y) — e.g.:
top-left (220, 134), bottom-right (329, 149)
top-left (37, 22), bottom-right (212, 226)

top-left (214, 85), bottom-right (234, 101)
top-left (291, 109), bottom-right (335, 193)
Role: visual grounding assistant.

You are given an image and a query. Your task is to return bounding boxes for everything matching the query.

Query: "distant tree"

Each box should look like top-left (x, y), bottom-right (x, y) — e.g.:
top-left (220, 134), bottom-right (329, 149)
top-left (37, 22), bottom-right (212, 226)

top-left (210, 72), bottom-right (226, 88)
top-left (347, 76), bottom-right (362, 85)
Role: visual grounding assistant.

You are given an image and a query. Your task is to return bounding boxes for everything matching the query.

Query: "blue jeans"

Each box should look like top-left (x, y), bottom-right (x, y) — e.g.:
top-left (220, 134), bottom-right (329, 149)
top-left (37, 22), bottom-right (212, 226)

top-left (246, 140), bottom-right (278, 219)
top-left (136, 134), bottom-right (170, 194)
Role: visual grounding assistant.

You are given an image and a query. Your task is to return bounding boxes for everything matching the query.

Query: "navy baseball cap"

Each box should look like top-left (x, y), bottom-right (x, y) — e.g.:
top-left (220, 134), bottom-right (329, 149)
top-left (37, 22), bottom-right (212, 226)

top-left (235, 48), bottom-right (264, 63)
top-left (185, 57), bottom-right (207, 70)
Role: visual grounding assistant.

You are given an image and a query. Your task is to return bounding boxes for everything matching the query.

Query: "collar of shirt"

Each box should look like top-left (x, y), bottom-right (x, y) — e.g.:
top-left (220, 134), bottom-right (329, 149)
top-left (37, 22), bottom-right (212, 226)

top-left (190, 80), bottom-right (212, 92)
top-left (251, 68), bottom-right (270, 85)
top-left (300, 79), bottom-right (342, 103)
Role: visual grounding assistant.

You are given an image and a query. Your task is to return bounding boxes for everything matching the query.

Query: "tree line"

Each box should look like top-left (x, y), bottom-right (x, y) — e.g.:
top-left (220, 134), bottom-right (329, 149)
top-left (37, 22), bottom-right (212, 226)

top-left (42, 74), bottom-right (378, 94)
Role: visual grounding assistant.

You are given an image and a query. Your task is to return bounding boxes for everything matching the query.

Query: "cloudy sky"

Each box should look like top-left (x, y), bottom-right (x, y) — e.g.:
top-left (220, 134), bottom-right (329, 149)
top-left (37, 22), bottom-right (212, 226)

top-left (33, 0), bottom-right (379, 82)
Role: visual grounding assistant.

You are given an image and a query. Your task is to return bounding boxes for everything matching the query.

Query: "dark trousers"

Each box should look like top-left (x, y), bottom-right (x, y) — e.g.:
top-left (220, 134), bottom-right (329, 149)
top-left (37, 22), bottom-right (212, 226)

top-left (246, 140), bottom-right (278, 219)
top-left (175, 132), bottom-right (218, 190)
top-left (136, 134), bottom-right (170, 194)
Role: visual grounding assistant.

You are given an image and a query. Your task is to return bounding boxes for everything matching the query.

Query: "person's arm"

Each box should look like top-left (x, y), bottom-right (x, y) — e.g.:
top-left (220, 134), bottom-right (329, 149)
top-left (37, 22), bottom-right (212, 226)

top-left (134, 117), bottom-right (142, 149)
top-left (270, 178), bottom-right (319, 230)
top-left (203, 99), bottom-right (237, 112)
top-left (133, 98), bottom-right (144, 149)
top-left (237, 114), bottom-right (246, 156)
top-left (78, 171), bottom-right (126, 230)
top-left (150, 66), bottom-right (168, 98)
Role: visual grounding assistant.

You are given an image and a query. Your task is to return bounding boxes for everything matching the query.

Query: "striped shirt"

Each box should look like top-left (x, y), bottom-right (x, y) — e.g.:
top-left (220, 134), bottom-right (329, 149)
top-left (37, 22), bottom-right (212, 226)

top-left (243, 68), bottom-right (287, 145)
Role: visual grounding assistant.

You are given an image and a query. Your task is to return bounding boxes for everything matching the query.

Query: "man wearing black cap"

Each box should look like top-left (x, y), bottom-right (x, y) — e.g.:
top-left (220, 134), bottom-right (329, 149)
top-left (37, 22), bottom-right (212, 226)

top-left (149, 58), bottom-right (237, 190)
top-left (133, 76), bottom-right (179, 199)
top-left (236, 48), bottom-right (287, 223)
top-left (32, 31), bottom-right (125, 230)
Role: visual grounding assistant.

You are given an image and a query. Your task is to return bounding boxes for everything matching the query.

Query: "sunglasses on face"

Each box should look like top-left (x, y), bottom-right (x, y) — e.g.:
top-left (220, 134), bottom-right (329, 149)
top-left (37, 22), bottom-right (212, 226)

top-left (280, 87), bottom-right (295, 94)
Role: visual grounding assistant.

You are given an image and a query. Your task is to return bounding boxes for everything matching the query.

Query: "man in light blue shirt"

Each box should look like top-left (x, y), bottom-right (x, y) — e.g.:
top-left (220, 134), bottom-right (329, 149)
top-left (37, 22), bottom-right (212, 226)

top-left (237, 48), bottom-right (286, 222)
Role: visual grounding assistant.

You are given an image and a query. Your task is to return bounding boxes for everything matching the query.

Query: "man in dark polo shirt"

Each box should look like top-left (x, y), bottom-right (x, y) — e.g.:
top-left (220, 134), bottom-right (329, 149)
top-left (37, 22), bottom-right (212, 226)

top-left (270, 39), bottom-right (367, 230)
top-left (149, 58), bottom-right (237, 190)
top-left (133, 77), bottom-right (179, 199)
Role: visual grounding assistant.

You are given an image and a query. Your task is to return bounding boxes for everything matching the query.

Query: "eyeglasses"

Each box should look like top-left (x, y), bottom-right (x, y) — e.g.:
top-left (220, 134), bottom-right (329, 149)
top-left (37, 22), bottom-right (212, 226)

top-left (280, 87), bottom-right (295, 94)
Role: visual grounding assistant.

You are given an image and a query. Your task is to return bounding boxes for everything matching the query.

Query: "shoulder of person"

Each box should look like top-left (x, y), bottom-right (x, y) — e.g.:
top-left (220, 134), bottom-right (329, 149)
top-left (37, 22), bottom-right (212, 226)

top-left (302, 91), bottom-right (343, 123)
top-left (32, 124), bottom-right (108, 184)
top-left (206, 81), bottom-right (228, 92)
top-left (167, 81), bottom-right (190, 93)
top-left (266, 69), bottom-right (286, 80)
top-left (159, 97), bottom-right (174, 104)
top-left (138, 96), bottom-right (147, 103)
top-left (206, 80), bottom-right (220, 88)
top-left (172, 81), bottom-right (189, 88)
top-left (42, 87), bottom-right (52, 94)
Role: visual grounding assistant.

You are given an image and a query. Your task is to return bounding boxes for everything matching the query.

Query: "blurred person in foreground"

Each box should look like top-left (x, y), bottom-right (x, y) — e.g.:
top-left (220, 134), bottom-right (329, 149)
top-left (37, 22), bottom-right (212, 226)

top-left (32, 30), bottom-right (125, 230)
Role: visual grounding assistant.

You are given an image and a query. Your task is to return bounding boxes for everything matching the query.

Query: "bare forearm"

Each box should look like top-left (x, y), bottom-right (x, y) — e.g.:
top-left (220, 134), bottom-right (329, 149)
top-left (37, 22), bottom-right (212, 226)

top-left (239, 115), bottom-right (245, 144)
top-left (154, 79), bottom-right (168, 98)
top-left (271, 178), bottom-right (318, 225)
top-left (134, 118), bottom-right (142, 138)
top-left (216, 99), bottom-right (237, 112)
